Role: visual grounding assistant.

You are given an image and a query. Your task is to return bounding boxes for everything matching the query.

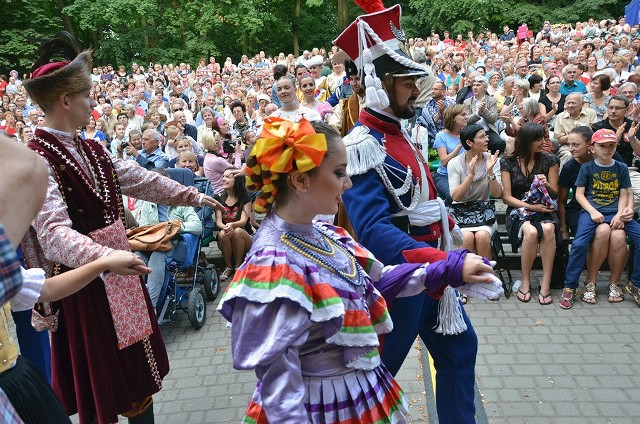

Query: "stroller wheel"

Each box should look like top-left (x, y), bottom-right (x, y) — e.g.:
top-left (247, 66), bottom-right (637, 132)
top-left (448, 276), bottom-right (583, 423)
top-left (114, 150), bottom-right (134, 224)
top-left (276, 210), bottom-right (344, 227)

top-left (187, 288), bottom-right (207, 329)
top-left (203, 265), bottom-right (220, 301)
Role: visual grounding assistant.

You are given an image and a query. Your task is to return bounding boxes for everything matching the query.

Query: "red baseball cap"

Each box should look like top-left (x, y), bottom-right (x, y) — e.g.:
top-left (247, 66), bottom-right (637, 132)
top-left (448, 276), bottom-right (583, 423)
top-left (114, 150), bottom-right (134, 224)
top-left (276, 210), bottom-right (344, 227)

top-left (591, 128), bottom-right (618, 144)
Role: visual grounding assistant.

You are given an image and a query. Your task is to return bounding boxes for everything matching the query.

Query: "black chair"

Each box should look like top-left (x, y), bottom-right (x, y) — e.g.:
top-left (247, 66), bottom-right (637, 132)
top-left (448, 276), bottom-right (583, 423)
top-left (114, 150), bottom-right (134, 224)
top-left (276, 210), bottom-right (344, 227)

top-left (491, 230), bottom-right (513, 298)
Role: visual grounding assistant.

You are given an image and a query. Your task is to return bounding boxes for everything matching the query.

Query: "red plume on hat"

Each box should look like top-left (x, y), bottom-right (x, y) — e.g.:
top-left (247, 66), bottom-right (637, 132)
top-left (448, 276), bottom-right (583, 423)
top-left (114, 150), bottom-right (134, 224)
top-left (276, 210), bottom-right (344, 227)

top-left (354, 0), bottom-right (385, 13)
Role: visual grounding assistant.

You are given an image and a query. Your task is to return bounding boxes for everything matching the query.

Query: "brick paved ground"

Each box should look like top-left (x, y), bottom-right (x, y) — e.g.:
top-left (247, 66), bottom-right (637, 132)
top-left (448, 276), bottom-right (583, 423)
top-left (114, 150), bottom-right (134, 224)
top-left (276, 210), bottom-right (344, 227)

top-left (70, 266), bottom-right (640, 423)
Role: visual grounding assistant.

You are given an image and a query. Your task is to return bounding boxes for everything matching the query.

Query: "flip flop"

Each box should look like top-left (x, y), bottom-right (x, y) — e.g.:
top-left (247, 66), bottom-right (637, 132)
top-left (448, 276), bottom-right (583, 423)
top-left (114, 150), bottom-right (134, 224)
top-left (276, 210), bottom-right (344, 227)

top-left (517, 289), bottom-right (531, 303)
top-left (538, 292), bottom-right (553, 305)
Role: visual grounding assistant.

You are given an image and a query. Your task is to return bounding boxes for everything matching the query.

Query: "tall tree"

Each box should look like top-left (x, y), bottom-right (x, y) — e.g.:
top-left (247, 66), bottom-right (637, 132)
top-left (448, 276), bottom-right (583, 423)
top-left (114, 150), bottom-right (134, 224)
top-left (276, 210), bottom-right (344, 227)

top-left (0, 0), bottom-right (64, 71)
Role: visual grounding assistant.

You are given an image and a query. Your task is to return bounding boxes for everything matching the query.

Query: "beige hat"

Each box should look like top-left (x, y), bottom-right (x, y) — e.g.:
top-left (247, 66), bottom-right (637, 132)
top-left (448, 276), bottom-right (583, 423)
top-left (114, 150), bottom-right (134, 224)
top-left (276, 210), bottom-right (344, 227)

top-left (24, 51), bottom-right (92, 111)
top-left (257, 93), bottom-right (271, 103)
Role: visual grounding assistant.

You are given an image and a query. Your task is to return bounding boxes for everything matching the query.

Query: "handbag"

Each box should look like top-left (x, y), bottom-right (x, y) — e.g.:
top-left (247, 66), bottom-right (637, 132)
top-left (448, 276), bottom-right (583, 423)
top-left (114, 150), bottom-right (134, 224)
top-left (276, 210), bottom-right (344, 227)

top-left (126, 220), bottom-right (181, 252)
top-left (449, 200), bottom-right (496, 228)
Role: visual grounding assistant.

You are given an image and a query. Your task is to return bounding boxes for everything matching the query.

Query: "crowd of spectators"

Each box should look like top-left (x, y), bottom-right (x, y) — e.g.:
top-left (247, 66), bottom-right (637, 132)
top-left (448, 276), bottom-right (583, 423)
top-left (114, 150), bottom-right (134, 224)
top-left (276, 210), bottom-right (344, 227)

top-left (3, 14), bottom-right (640, 307)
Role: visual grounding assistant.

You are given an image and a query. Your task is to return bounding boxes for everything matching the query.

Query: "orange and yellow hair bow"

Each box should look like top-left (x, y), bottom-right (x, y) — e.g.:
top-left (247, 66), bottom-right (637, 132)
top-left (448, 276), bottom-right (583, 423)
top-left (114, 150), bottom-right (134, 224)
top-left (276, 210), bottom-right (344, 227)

top-left (252, 117), bottom-right (327, 173)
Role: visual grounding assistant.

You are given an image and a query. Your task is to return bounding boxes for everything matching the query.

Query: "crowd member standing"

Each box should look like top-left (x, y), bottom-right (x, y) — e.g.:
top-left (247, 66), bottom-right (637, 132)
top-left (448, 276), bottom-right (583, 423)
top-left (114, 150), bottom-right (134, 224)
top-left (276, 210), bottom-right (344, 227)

top-left (335, 4), bottom-right (495, 423)
top-left (20, 34), bottom-right (221, 424)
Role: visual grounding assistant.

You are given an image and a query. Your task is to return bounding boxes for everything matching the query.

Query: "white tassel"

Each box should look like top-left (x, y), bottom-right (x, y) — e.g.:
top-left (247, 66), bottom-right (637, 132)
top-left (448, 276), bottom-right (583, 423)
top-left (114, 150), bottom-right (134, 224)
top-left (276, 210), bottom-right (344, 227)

top-left (376, 87), bottom-right (390, 109)
top-left (344, 127), bottom-right (386, 176)
top-left (433, 286), bottom-right (467, 335)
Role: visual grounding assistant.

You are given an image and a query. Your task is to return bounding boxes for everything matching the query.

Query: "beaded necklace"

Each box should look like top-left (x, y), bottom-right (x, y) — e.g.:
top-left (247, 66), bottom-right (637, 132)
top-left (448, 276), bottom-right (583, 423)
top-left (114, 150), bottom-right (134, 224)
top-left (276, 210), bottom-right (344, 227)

top-left (281, 227), bottom-right (364, 287)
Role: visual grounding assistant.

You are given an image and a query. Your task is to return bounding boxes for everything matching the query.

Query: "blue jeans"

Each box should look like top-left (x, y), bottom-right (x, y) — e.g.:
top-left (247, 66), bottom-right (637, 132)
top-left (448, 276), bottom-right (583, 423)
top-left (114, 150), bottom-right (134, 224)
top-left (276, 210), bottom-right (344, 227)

top-left (564, 211), bottom-right (640, 288)
top-left (381, 242), bottom-right (477, 423)
top-left (136, 248), bottom-right (174, 308)
top-left (433, 172), bottom-right (453, 206)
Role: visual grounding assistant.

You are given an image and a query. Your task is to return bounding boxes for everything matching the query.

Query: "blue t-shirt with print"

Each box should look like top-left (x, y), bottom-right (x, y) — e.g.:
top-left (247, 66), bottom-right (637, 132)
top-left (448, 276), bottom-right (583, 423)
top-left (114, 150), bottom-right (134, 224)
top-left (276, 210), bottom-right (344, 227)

top-left (433, 131), bottom-right (463, 176)
top-left (575, 159), bottom-right (630, 214)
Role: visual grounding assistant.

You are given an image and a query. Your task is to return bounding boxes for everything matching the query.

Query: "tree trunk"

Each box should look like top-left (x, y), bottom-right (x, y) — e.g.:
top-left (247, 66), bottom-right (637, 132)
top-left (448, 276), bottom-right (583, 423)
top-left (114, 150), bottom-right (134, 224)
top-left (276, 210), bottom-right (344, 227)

top-left (293, 0), bottom-right (300, 56)
top-left (337, 0), bottom-right (349, 31)
top-left (150, 17), bottom-right (157, 63)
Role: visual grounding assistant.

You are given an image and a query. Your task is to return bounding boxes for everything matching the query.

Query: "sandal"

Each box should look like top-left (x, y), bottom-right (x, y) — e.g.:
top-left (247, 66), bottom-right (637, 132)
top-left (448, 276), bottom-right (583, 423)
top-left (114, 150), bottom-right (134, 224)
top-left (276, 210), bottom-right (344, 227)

top-left (625, 282), bottom-right (640, 306)
top-left (559, 288), bottom-right (577, 309)
top-left (219, 267), bottom-right (234, 282)
top-left (581, 283), bottom-right (597, 305)
top-left (608, 284), bottom-right (625, 303)
top-left (538, 292), bottom-right (553, 305)
top-left (516, 289), bottom-right (531, 303)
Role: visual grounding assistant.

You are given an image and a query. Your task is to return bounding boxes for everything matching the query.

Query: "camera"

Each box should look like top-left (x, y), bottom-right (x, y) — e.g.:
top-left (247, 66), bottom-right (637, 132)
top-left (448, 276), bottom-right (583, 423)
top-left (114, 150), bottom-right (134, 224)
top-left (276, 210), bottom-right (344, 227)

top-left (223, 139), bottom-right (236, 154)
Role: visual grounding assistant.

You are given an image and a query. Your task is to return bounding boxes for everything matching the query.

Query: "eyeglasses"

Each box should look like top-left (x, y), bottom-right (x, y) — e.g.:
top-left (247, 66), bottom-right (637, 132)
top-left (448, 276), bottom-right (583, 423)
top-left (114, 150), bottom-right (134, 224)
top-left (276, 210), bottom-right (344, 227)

top-left (608, 105), bottom-right (627, 110)
top-left (173, 108), bottom-right (183, 112)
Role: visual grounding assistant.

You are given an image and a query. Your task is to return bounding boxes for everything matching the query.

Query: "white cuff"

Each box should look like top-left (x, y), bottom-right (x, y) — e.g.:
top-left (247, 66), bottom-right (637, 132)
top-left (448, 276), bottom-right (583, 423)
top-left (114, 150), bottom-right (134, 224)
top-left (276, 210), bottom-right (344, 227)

top-left (11, 268), bottom-right (46, 311)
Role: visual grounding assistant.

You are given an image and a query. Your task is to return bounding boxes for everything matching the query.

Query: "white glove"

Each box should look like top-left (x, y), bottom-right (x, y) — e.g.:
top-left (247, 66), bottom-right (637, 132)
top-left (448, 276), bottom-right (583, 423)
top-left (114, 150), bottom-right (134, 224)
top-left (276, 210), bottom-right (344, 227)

top-left (457, 271), bottom-right (505, 300)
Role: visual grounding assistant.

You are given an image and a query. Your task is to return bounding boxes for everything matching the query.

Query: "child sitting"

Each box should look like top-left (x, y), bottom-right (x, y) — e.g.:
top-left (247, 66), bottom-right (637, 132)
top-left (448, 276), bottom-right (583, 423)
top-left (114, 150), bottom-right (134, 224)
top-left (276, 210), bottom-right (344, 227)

top-left (167, 137), bottom-right (204, 173)
top-left (559, 128), bottom-right (640, 309)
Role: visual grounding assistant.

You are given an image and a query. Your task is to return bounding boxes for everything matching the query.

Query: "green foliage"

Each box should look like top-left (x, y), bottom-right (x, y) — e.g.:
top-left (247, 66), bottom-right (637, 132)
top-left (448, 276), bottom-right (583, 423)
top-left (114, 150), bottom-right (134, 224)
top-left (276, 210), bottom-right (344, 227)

top-left (0, 0), bottom-right (631, 74)
top-left (0, 0), bottom-right (63, 71)
top-left (406, 0), bottom-right (628, 37)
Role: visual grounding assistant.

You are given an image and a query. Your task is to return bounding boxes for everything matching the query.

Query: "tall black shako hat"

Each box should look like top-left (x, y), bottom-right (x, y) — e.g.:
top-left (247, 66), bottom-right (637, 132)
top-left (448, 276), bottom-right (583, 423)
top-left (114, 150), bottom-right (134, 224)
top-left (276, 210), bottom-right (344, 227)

top-left (333, 0), bottom-right (428, 109)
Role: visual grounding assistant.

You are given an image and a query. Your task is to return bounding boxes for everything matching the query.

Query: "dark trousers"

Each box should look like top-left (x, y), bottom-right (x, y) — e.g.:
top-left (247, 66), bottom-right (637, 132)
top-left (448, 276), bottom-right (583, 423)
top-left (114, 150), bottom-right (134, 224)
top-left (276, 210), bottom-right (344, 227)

top-left (381, 241), bottom-right (478, 424)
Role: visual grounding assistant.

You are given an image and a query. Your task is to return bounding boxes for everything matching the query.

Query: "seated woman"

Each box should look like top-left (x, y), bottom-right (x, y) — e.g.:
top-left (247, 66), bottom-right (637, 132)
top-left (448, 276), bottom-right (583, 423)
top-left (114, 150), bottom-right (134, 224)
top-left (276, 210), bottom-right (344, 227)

top-left (135, 168), bottom-right (203, 308)
top-left (175, 150), bottom-right (217, 244)
top-left (502, 98), bottom-right (553, 154)
top-left (202, 131), bottom-right (238, 194)
top-left (501, 122), bottom-right (560, 305)
top-left (166, 136), bottom-right (204, 174)
top-left (558, 126), bottom-right (628, 305)
top-left (433, 104), bottom-right (468, 206)
top-left (215, 170), bottom-right (253, 281)
top-left (448, 124), bottom-right (502, 260)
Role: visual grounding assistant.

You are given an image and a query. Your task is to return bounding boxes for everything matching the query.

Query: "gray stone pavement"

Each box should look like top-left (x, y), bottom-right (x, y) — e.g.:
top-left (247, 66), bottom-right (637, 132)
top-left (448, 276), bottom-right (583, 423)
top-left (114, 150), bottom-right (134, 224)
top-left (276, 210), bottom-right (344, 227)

top-left (71, 268), bottom-right (640, 423)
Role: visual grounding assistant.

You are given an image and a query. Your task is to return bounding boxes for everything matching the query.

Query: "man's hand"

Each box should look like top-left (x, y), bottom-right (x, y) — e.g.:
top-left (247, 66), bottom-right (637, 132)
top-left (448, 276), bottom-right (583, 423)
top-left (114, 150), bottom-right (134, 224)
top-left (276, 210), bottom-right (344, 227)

top-left (610, 214), bottom-right (625, 229)
top-left (125, 144), bottom-right (139, 158)
top-left (461, 253), bottom-right (495, 284)
top-left (620, 206), bottom-right (634, 222)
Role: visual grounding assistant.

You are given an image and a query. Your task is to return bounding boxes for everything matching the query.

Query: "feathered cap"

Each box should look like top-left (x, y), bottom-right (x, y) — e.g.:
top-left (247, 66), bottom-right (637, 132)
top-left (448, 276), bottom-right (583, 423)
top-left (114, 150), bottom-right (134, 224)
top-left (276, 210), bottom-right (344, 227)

top-left (333, 1), bottom-right (428, 109)
top-left (22, 32), bottom-right (92, 110)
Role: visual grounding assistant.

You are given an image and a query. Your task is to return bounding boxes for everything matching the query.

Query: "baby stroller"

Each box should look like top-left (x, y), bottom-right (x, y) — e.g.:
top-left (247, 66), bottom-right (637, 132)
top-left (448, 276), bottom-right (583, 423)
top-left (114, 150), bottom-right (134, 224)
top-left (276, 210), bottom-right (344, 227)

top-left (154, 168), bottom-right (220, 329)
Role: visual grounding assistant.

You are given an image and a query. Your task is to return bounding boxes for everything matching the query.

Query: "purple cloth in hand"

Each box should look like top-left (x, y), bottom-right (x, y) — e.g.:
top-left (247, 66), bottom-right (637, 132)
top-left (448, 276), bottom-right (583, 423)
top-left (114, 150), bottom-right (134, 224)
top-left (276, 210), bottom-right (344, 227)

top-left (376, 249), bottom-right (470, 308)
top-left (424, 248), bottom-right (467, 290)
top-left (375, 263), bottom-right (423, 306)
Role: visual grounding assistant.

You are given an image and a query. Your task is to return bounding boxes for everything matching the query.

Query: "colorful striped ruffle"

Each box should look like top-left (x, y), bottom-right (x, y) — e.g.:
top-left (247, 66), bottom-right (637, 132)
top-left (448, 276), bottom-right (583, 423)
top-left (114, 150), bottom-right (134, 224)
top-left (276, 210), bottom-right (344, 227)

top-left (218, 222), bottom-right (394, 369)
top-left (242, 365), bottom-right (408, 424)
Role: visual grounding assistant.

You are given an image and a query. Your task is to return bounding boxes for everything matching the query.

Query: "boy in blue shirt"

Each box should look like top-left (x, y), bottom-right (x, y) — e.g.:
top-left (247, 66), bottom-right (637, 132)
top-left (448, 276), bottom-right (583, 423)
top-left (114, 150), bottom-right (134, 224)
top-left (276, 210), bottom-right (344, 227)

top-left (559, 128), bottom-right (640, 309)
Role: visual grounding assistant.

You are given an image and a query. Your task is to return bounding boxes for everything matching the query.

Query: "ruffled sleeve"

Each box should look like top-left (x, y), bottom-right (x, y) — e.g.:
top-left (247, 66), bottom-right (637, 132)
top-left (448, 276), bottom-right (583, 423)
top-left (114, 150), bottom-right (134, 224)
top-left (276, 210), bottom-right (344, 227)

top-left (10, 267), bottom-right (46, 312)
top-left (230, 298), bottom-right (310, 422)
top-left (218, 244), bottom-right (346, 324)
top-left (218, 232), bottom-right (388, 371)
